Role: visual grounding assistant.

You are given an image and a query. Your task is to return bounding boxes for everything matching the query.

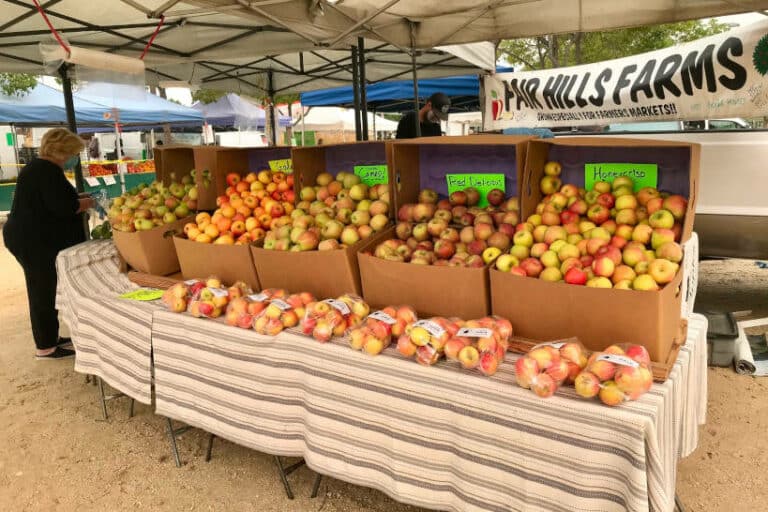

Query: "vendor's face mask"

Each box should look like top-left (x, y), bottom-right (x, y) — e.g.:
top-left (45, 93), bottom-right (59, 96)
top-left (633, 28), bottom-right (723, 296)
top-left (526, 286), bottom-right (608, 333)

top-left (63, 155), bottom-right (79, 170)
top-left (426, 109), bottom-right (439, 124)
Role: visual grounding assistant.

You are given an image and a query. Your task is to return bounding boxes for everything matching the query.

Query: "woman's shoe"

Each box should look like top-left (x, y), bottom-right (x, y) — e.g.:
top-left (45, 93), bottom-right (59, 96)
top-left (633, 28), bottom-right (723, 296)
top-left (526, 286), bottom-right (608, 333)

top-left (36, 347), bottom-right (76, 360)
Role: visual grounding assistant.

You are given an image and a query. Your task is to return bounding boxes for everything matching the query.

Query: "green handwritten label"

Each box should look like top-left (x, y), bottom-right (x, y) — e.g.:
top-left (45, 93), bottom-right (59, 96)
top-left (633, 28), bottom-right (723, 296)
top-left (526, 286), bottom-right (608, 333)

top-left (584, 163), bottom-right (658, 191)
top-left (268, 159), bottom-right (293, 173)
top-left (446, 174), bottom-right (506, 207)
top-left (119, 288), bottom-right (164, 301)
top-left (354, 165), bottom-right (389, 186)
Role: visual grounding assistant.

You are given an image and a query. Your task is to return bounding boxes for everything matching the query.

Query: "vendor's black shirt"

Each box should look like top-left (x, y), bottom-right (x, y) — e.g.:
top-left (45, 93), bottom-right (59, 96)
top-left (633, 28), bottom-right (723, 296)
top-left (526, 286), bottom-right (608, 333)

top-left (396, 111), bottom-right (442, 139)
top-left (3, 158), bottom-right (84, 259)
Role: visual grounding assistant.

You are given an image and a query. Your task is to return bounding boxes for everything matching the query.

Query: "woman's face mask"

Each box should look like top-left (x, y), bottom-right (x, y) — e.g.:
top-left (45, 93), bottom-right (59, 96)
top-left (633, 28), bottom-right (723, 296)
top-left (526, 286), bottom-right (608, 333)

top-left (63, 155), bottom-right (79, 170)
top-left (426, 109), bottom-right (439, 124)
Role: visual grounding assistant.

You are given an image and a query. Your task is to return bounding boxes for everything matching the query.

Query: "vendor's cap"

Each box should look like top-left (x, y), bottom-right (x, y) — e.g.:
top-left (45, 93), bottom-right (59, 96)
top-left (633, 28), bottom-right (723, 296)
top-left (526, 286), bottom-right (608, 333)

top-left (428, 92), bottom-right (451, 120)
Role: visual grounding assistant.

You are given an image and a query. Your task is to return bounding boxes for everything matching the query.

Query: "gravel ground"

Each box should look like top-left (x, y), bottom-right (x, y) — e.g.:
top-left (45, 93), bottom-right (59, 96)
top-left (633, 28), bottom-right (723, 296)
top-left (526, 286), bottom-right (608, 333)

top-left (0, 233), bottom-right (766, 511)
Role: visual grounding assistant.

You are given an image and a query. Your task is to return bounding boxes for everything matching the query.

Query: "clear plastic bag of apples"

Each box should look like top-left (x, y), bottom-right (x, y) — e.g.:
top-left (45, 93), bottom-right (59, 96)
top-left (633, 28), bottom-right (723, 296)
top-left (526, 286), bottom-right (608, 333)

top-left (348, 306), bottom-right (418, 355)
top-left (225, 288), bottom-right (287, 329)
top-left (253, 291), bottom-right (315, 336)
top-left (300, 294), bottom-right (370, 342)
top-left (515, 341), bottom-right (653, 405)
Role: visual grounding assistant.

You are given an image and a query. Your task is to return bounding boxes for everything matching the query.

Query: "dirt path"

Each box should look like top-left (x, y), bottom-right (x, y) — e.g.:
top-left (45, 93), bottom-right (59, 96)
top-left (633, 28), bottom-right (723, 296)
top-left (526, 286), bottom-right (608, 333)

top-left (0, 234), bottom-right (766, 511)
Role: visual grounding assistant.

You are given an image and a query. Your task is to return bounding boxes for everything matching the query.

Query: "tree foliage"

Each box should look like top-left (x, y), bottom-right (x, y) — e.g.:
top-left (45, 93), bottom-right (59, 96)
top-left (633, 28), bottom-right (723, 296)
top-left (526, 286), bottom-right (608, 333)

top-left (0, 73), bottom-right (38, 97)
top-left (498, 19), bottom-right (730, 70)
top-left (191, 89), bottom-right (226, 104)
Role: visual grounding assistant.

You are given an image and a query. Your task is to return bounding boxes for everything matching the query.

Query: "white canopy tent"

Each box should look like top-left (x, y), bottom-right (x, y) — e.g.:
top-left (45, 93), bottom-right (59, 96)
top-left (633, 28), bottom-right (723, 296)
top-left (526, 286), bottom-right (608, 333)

top-left (297, 106), bottom-right (398, 133)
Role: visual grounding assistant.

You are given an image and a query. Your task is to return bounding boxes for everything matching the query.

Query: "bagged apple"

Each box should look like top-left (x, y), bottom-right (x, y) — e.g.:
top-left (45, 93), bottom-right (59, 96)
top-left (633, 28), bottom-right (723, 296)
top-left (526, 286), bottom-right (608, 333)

top-left (226, 280), bottom-right (254, 300)
top-left (349, 305), bottom-right (418, 355)
top-left (575, 343), bottom-right (653, 406)
top-left (162, 281), bottom-right (192, 313)
top-left (252, 293), bottom-right (312, 336)
top-left (396, 317), bottom-right (457, 366)
top-left (225, 289), bottom-right (294, 330)
top-left (515, 340), bottom-right (589, 397)
top-left (301, 294), bottom-right (370, 342)
top-left (188, 284), bottom-right (230, 319)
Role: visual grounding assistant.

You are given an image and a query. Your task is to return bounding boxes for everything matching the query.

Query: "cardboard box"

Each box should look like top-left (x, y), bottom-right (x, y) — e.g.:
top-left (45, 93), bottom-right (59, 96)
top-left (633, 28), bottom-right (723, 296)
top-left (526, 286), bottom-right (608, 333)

top-left (521, 137), bottom-right (700, 242)
top-left (153, 146), bottom-right (196, 186)
top-left (173, 235), bottom-right (260, 291)
top-left (390, 135), bottom-right (532, 213)
top-left (292, 141), bottom-right (394, 211)
top-left (192, 146), bottom-right (292, 210)
top-left (490, 267), bottom-right (684, 362)
top-left (357, 234), bottom-right (491, 319)
top-left (251, 228), bottom-right (394, 299)
top-left (112, 216), bottom-right (192, 276)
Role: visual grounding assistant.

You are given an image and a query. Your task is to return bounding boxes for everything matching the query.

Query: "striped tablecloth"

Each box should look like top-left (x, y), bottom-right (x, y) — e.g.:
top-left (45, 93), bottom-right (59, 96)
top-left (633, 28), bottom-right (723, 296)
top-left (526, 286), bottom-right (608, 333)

top-left (56, 241), bottom-right (158, 404)
top-left (153, 312), bottom-right (708, 512)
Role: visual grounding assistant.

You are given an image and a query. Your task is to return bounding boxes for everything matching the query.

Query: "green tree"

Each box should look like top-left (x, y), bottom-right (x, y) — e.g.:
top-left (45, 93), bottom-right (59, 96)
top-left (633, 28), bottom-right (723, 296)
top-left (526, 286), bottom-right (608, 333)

top-left (498, 19), bottom-right (729, 70)
top-left (191, 89), bottom-right (226, 104)
top-left (0, 73), bottom-right (38, 97)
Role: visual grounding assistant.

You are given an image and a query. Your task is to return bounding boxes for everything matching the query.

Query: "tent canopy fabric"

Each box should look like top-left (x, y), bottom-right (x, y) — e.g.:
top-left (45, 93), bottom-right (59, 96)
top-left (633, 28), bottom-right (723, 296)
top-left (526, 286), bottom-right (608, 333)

top-left (191, 94), bottom-right (291, 129)
top-left (300, 68), bottom-right (513, 113)
top-left (0, 82), bottom-right (202, 126)
top-left (297, 107), bottom-right (398, 133)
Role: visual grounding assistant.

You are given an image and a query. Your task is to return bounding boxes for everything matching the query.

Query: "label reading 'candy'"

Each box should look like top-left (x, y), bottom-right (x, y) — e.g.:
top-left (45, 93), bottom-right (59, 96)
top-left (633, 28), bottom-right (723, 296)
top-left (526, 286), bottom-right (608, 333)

top-left (248, 293), bottom-right (269, 302)
top-left (324, 299), bottom-right (351, 315)
top-left (368, 310), bottom-right (396, 324)
top-left (457, 327), bottom-right (494, 338)
top-left (414, 320), bottom-right (445, 338)
top-left (271, 299), bottom-right (291, 311)
top-left (596, 354), bottom-right (639, 368)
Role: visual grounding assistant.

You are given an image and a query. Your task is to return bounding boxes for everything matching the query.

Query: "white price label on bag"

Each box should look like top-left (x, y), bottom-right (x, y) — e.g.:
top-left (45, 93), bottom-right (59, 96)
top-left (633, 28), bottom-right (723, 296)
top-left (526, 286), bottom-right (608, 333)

top-left (248, 293), bottom-right (269, 302)
top-left (544, 342), bottom-right (566, 349)
top-left (183, 279), bottom-right (199, 286)
top-left (271, 299), bottom-right (291, 311)
top-left (457, 327), bottom-right (494, 338)
top-left (324, 299), bottom-right (350, 315)
top-left (596, 354), bottom-right (639, 368)
top-left (85, 177), bottom-right (100, 187)
top-left (102, 175), bottom-right (117, 185)
top-left (368, 311), bottom-right (396, 324)
top-left (208, 287), bottom-right (228, 298)
top-left (413, 320), bottom-right (445, 338)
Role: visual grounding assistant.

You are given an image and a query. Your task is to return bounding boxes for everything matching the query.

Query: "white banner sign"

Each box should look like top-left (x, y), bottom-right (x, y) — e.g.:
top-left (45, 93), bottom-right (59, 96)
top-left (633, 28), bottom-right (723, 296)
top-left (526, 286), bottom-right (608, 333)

top-left (483, 20), bottom-right (768, 129)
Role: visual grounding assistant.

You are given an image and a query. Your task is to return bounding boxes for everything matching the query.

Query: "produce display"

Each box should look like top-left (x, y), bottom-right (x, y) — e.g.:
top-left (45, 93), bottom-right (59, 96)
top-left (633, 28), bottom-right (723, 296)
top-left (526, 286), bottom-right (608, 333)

top-left (300, 294), bottom-right (370, 342)
top-left (253, 292), bottom-right (316, 335)
top-left (514, 341), bottom-right (588, 398)
top-left (259, 171), bottom-right (391, 252)
top-left (372, 186), bottom-right (518, 267)
top-left (348, 306), bottom-right (417, 355)
top-left (107, 173), bottom-right (197, 232)
top-left (86, 159), bottom-right (155, 176)
top-left (496, 161), bottom-right (686, 290)
top-left (182, 170), bottom-right (294, 245)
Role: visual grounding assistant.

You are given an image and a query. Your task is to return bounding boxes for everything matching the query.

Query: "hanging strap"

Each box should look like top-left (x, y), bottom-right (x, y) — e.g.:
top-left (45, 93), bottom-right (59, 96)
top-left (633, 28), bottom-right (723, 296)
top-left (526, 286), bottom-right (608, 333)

top-left (32, 0), bottom-right (70, 55)
top-left (140, 15), bottom-right (165, 60)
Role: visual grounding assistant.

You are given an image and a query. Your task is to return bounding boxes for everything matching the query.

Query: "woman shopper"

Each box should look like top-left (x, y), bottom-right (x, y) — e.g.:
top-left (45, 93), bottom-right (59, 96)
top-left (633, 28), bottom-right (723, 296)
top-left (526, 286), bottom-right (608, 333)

top-left (3, 128), bottom-right (94, 359)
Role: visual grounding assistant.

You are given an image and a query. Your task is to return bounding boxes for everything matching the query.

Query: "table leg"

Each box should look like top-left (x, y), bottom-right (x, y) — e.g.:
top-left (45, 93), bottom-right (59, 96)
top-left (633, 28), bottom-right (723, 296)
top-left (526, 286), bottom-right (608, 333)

top-left (205, 434), bottom-right (215, 462)
top-left (310, 473), bottom-right (323, 498)
top-left (165, 418), bottom-right (191, 468)
top-left (675, 494), bottom-right (686, 512)
top-left (96, 377), bottom-right (132, 421)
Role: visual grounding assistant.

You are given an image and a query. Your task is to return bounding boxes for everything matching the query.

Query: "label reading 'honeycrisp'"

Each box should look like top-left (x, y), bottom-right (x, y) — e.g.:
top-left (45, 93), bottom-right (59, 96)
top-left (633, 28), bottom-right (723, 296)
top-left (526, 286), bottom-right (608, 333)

top-left (445, 174), bottom-right (506, 208)
top-left (368, 310), bottom-right (396, 324)
top-left (413, 320), bottom-right (445, 338)
top-left (584, 163), bottom-right (658, 192)
top-left (596, 354), bottom-right (639, 368)
top-left (324, 299), bottom-right (351, 315)
top-left (457, 327), bottom-right (494, 338)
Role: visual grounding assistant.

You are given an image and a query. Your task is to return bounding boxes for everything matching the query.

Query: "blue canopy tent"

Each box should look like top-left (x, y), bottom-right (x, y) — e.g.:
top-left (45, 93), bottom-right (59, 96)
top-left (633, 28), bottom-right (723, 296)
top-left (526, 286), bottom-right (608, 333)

top-left (300, 69), bottom-right (513, 113)
top-left (0, 83), bottom-right (110, 125)
top-left (192, 93), bottom-right (291, 130)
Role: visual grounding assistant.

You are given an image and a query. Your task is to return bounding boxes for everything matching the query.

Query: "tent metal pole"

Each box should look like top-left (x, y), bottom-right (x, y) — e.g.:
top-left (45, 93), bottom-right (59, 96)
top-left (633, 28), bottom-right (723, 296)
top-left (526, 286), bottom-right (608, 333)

top-left (358, 37), bottom-right (369, 141)
top-left (410, 22), bottom-right (420, 137)
top-left (351, 46), bottom-right (362, 142)
top-left (267, 70), bottom-right (276, 146)
top-left (372, 108), bottom-right (376, 140)
top-left (59, 64), bottom-right (84, 193)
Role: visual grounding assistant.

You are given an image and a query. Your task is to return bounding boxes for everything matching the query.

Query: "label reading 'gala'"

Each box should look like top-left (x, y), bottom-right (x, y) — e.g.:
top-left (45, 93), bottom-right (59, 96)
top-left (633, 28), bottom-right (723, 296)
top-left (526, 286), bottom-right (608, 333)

top-left (457, 327), bottom-right (494, 338)
top-left (368, 310), bottom-right (396, 324)
top-left (323, 299), bottom-right (351, 315)
top-left (413, 320), bottom-right (445, 338)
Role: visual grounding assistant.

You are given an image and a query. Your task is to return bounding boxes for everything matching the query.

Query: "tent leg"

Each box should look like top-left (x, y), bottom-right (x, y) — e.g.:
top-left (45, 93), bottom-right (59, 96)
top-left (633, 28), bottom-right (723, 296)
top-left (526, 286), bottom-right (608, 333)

top-left (59, 64), bottom-right (89, 239)
top-left (267, 71), bottom-right (277, 146)
top-left (351, 46), bottom-right (362, 141)
top-left (410, 23), bottom-right (421, 137)
top-left (358, 37), bottom-right (368, 141)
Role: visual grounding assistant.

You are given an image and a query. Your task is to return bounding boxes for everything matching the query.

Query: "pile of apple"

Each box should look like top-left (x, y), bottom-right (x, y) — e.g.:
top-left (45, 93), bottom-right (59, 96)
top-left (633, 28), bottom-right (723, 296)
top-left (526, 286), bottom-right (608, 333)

top-left (348, 306), bottom-right (418, 355)
top-left (260, 171), bottom-right (391, 252)
top-left (253, 292), bottom-right (316, 336)
top-left (372, 187), bottom-right (519, 266)
top-left (514, 341), bottom-right (588, 398)
top-left (575, 344), bottom-right (653, 405)
top-left (182, 170), bottom-right (294, 245)
top-left (300, 294), bottom-right (371, 342)
top-left (161, 276), bottom-right (251, 318)
top-left (496, 162), bottom-right (686, 290)
top-left (108, 173), bottom-right (197, 232)
top-left (395, 315), bottom-right (513, 376)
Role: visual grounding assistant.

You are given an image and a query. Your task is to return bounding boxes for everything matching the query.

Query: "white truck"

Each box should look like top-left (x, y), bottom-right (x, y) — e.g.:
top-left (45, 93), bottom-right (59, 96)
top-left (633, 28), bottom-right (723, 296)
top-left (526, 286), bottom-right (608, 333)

top-left (563, 123), bottom-right (768, 259)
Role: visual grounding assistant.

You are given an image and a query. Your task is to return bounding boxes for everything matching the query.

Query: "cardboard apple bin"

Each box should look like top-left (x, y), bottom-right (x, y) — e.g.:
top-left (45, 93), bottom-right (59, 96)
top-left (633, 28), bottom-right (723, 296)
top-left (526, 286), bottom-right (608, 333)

top-left (250, 141), bottom-right (394, 299)
top-left (112, 216), bottom-right (193, 276)
top-left (491, 137), bottom-right (700, 363)
top-left (173, 235), bottom-right (260, 291)
top-left (192, 146), bottom-right (292, 210)
top-left (359, 135), bottom-right (532, 319)
top-left (153, 145), bottom-right (196, 186)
